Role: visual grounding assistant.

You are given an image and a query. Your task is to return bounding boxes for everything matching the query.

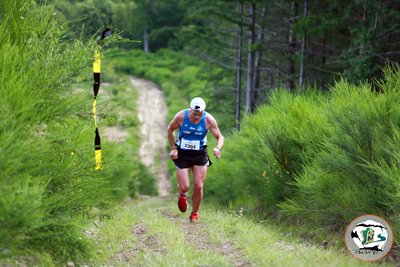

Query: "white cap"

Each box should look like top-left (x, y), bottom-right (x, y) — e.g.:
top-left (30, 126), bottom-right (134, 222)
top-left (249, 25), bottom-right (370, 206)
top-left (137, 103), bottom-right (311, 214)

top-left (190, 97), bottom-right (206, 112)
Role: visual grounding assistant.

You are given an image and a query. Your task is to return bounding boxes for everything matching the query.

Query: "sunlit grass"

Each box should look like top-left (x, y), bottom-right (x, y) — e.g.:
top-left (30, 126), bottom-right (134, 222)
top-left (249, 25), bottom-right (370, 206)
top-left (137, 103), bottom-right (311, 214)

top-left (94, 197), bottom-right (388, 267)
top-left (94, 197), bottom-right (232, 266)
top-left (202, 205), bottom-right (380, 267)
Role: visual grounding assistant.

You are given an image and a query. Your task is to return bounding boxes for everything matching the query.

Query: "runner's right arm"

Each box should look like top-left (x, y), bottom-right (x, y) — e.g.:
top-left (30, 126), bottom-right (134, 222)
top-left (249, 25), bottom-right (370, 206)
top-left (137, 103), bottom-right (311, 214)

top-left (167, 111), bottom-right (184, 159)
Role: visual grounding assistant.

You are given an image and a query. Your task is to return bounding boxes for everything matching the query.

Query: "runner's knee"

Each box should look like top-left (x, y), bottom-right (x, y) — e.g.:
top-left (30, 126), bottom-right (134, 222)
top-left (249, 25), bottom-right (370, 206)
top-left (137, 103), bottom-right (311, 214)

top-left (193, 183), bottom-right (203, 192)
top-left (178, 183), bottom-right (190, 193)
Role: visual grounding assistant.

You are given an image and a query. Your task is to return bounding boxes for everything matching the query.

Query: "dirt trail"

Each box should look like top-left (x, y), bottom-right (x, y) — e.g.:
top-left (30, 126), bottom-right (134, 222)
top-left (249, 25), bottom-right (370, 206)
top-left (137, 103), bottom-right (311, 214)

top-left (108, 79), bottom-right (251, 266)
top-left (162, 209), bottom-right (252, 267)
top-left (130, 78), bottom-right (250, 265)
top-left (130, 77), bottom-right (170, 197)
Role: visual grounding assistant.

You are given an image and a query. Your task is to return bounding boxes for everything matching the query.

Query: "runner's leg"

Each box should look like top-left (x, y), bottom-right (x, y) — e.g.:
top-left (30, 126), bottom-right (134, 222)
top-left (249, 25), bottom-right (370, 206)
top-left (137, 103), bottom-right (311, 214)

top-left (177, 168), bottom-right (190, 195)
top-left (192, 165), bottom-right (207, 213)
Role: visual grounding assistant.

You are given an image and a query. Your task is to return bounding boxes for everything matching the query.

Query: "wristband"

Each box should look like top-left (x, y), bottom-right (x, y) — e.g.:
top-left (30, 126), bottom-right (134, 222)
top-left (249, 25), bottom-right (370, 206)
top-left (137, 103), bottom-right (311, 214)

top-left (216, 146), bottom-right (222, 152)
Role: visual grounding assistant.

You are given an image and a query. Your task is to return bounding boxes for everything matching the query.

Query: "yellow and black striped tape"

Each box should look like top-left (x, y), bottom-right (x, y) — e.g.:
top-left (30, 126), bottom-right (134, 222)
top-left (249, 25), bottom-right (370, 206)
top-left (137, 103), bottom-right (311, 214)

top-left (92, 26), bottom-right (111, 170)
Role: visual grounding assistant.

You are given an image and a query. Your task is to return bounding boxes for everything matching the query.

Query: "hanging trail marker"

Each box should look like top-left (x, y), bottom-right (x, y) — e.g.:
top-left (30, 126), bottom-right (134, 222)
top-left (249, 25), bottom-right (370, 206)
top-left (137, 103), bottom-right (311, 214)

top-left (93, 26), bottom-right (112, 170)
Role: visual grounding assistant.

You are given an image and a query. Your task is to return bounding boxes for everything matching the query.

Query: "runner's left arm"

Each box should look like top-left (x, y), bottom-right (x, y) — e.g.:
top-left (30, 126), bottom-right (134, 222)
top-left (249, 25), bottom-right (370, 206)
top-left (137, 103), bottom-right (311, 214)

top-left (207, 114), bottom-right (224, 157)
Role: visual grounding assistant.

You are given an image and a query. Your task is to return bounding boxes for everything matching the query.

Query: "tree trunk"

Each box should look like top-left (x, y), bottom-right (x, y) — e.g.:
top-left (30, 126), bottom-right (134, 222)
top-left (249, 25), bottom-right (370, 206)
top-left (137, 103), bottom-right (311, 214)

top-left (298, 0), bottom-right (308, 90)
top-left (252, 5), bottom-right (267, 111)
top-left (360, 0), bottom-right (367, 56)
top-left (143, 0), bottom-right (150, 53)
top-left (235, 2), bottom-right (244, 131)
top-left (288, 1), bottom-right (298, 92)
top-left (144, 21), bottom-right (149, 53)
top-left (246, 2), bottom-right (256, 114)
top-left (321, 34), bottom-right (326, 65)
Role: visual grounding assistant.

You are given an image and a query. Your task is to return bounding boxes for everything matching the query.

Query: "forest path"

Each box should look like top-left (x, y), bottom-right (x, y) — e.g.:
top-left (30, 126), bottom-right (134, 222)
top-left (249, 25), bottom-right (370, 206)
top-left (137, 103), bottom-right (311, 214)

top-left (104, 77), bottom-right (251, 266)
top-left (93, 78), bottom-right (375, 267)
top-left (130, 77), bottom-right (170, 197)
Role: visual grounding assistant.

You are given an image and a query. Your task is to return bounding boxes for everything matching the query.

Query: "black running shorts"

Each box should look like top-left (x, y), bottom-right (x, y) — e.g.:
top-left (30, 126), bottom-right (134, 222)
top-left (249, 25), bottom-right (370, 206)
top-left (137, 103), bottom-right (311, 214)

top-left (173, 147), bottom-right (211, 169)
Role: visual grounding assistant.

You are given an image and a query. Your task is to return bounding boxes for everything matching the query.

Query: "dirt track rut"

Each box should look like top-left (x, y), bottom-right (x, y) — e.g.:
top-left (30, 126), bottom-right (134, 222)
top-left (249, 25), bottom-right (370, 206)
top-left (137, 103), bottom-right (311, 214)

top-left (131, 77), bottom-right (171, 197)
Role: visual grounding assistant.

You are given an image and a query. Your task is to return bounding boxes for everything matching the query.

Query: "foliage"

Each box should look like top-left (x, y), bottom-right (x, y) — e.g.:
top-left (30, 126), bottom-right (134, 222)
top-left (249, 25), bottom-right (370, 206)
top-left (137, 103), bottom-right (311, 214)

top-left (50, 0), bottom-right (115, 40)
top-left (206, 89), bottom-right (328, 212)
top-left (46, 0), bottom-right (400, 92)
top-left (0, 1), bottom-right (137, 264)
top-left (50, 0), bottom-right (187, 50)
top-left (3, 0), bottom-right (400, 263)
top-left (206, 66), bottom-right (400, 243)
top-left (281, 70), bottom-right (400, 228)
top-left (110, 48), bottom-right (233, 131)
top-left (48, 0), bottom-right (400, 129)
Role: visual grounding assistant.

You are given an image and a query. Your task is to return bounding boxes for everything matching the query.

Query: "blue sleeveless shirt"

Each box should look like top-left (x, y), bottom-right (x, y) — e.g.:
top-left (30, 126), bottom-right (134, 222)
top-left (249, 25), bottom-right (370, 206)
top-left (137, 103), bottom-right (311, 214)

top-left (176, 109), bottom-right (208, 150)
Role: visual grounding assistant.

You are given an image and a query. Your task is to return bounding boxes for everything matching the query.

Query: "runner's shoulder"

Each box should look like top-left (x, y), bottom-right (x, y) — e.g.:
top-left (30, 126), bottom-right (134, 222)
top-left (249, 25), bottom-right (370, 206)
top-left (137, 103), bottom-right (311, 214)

top-left (205, 112), bottom-right (216, 123)
top-left (173, 110), bottom-right (186, 123)
top-left (205, 112), bottom-right (217, 128)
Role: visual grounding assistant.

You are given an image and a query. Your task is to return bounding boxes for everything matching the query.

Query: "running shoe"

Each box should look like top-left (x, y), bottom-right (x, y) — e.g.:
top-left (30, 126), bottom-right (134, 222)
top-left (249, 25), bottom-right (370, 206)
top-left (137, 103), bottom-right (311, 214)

top-left (189, 212), bottom-right (198, 223)
top-left (178, 195), bottom-right (188, 213)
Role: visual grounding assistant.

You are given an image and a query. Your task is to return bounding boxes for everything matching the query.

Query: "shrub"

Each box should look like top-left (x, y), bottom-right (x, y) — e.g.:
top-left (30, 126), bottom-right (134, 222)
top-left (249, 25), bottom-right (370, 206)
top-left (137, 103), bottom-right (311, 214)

top-left (207, 66), bottom-right (400, 241)
top-left (280, 69), bottom-right (400, 239)
top-left (206, 90), bottom-right (328, 212)
top-left (0, 1), bottom-right (130, 264)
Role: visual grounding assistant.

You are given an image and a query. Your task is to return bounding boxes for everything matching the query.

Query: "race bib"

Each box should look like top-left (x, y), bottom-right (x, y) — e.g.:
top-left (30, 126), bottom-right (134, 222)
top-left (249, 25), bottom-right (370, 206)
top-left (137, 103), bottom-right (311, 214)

top-left (180, 138), bottom-right (200, 150)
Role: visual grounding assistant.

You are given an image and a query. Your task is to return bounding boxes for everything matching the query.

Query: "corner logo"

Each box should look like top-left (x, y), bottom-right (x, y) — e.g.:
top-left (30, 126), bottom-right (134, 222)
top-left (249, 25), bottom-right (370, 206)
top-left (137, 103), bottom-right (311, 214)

top-left (345, 214), bottom-right (393, 261)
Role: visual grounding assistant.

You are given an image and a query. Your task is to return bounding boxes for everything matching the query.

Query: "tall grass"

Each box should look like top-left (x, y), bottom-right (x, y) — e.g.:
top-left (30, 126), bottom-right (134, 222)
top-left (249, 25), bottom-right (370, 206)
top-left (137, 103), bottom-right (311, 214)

top-left (206, 66), bottom-right (400, 243)
top-left (0, 1), bottom-right (133, 264)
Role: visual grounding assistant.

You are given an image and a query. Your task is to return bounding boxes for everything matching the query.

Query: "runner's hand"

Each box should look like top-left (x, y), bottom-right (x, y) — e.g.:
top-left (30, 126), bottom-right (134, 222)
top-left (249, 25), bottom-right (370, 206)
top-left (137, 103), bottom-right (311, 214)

top-left (170, 148), bottom-right (178, 160)
top-left (213, 147), bottom-right (221, 159)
